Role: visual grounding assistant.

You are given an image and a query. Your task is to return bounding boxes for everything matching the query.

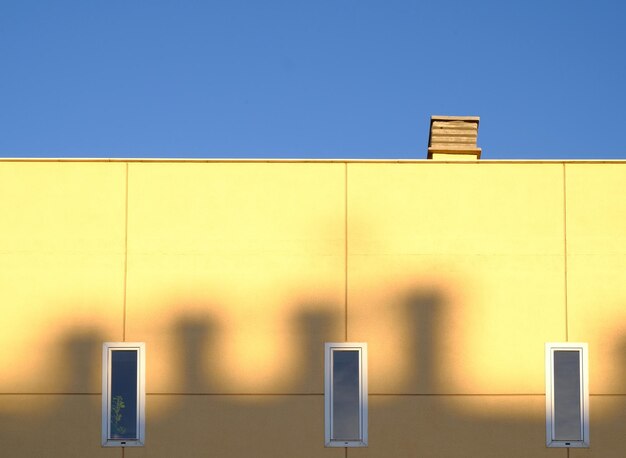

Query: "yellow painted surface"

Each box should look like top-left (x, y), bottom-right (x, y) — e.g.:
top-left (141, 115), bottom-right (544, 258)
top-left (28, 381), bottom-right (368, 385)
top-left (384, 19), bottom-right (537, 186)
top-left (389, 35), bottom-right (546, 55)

top-left (348, 163), bottom-right (564, 256)
top-left (125, 163), bottom-right (345, 393)
top-left (355, 395), bottom-right (560, 458)
top-left (571, 396), bottom-right (626, 458)
top-left (347, 163), bottom-right (566, 393)
top-left (0, 163), bottom-right (126, 393)
top-left (566, 164), bottom-right (626, 394)
top-left (565, 164), bottom-right (626, 255)
top-left (349, 253), bottom-right (565, 394)
top-left (0, 395), bottom-right (117, 457)
top-left (1, 159), bottom-right (625, 456)
top-left (125, 395), bottom-right (342, 458)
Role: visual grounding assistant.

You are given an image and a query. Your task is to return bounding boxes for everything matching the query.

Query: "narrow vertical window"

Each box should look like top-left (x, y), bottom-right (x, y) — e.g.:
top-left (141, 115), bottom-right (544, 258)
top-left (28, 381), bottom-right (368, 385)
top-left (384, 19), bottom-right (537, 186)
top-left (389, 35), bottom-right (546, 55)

top-left (325, 343), bottom-right (367, 447)
top-left (545, 343), bottom-right (589, 448)
top-left (102, 342), bottom-right (146, 447)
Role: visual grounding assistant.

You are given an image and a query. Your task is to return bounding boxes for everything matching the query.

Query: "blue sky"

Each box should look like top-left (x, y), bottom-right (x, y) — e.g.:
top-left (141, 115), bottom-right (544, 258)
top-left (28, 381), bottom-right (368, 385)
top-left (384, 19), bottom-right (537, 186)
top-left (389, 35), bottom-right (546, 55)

top-left (1, 1), bottom-right (625, 159)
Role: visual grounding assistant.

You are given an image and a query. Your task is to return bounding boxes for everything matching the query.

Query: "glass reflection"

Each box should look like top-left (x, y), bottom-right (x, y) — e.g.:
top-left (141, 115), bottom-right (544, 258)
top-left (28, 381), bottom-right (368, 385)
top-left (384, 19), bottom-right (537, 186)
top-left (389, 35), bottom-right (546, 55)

top-left (110, 350), bottom-right (138, 439)
top-left (332, 350), bottom-right (360, 441)
top-left (554, 350), bottom-right (581, 440)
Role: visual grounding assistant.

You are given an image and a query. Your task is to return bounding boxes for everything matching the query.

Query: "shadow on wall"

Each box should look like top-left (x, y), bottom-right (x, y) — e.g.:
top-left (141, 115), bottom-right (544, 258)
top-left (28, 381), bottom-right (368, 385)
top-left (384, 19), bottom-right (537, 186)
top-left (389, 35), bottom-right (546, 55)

top-left (405, 289), bottom-right (445, 394)
top-left (173, 315), bottom-right (216, 393)
top-left (60, 329), bottom-right (106, 393)
top-left (1, 292), bottom-right (625, 458)
top-left (0, 327), bottom-right (106, 457)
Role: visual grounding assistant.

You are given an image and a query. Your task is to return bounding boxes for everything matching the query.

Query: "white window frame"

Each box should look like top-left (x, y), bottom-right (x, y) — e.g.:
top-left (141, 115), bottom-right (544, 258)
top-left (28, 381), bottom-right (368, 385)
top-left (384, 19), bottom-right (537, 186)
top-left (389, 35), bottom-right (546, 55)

top-left (102, 342), bottom-right (146, 447)
top-left (324, 342), bottom-right (368, 447)
top-left (545, 342), bottom-right (589, 448)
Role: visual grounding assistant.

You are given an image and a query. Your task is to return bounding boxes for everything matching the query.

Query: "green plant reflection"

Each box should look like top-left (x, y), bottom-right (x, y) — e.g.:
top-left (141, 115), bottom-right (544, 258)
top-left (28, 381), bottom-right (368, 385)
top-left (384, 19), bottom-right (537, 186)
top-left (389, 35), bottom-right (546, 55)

top-left (111, 395), bottom-right (126, 436)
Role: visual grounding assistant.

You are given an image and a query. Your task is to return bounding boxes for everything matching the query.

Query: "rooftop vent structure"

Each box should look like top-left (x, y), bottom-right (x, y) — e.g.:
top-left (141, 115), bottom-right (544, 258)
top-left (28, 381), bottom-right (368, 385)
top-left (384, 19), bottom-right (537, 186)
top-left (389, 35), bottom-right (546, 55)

top-left (428, 115), bottom-right (481, 160)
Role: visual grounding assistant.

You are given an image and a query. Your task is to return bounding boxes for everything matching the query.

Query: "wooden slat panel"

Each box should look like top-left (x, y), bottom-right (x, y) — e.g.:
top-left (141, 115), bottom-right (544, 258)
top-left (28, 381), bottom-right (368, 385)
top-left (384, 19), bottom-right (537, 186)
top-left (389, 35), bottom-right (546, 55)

top-left (431, 132), bottom-right (477, 138)
top-left (430, 128), bottom-right (479, 136)
top-left (431, 121), bottom-right (478, 130)
top-left (428, 116), bottom-right (480, 157)
top-left (429, 143), bottom-right (478, 149)
top-left (430, 137), bottom-right (476, 145)
top-left (430, 115), bottom-right (479, 121)
top-left (431, 135), bottom-right (476, 141)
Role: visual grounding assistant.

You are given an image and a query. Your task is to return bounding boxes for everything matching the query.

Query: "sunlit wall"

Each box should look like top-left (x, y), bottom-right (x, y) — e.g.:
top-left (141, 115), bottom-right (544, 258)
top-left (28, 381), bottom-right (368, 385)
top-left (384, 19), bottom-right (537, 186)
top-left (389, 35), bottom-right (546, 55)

top-left (0, 159), bottom-right (625, 457)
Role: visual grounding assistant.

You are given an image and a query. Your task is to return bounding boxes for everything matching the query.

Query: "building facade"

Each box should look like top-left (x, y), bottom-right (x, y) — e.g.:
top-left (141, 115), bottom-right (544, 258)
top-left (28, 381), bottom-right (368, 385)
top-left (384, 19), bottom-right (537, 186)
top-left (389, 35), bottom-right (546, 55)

top-left (1, 149), bottom-right (625, 456)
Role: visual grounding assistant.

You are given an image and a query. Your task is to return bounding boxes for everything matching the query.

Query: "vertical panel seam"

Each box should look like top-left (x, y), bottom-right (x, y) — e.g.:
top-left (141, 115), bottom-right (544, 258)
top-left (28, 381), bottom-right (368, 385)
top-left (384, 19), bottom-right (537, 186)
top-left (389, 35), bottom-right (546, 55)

top-left (563, 164), bottom-right (569, 342)
top-left (344, 162), bottom-right (348, 342)
top-left (123, 163), bottom-right (129, 342)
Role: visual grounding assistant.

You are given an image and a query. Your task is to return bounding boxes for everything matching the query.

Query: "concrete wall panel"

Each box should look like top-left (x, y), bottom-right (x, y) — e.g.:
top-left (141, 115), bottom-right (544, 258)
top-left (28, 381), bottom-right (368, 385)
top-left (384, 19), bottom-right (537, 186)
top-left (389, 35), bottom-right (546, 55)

top-left (347, 163), bottom-right (566, 394)
top-left (566, 164), bottom-right (626, 394)
top-left (0, 394), bottom-right (118, 458)
top-left (353, 395), bottom-right (561, 458)
top-left (125, 163), bottom-right (346, 394)
top-left (348, 253), bottom-right (565, 394)
top-left (348, 163), bottom-right (564, 256)
top-left (571, 396), bottom-right (626, 458)
top-left (2, 159), bottom-right (625, 456)
top-left (125, 395), bottom-right (342, 458)
top-left (0, 162), bottom-right (126, 393)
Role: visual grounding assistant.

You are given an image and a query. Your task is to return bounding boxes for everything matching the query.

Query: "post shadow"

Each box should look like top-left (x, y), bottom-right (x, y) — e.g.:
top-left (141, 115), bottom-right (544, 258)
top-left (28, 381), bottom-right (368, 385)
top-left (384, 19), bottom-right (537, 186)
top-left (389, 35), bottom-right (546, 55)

top-left (291, 304), bottom-right (342, 393)
top-left (403, 288), bottom-right (447, 393)
top-left (172, 313), bottom-right (217, 393)
top-left (6, 291), bottom-right (618, 456)
top-left (0, 326), bottom-right (114, 457)
top-left (60, 327), bottom-right (106, 393)
top-left (127, 301), bottom-right (345, 458)
top-left (365, 284), bottom-right (569, 457)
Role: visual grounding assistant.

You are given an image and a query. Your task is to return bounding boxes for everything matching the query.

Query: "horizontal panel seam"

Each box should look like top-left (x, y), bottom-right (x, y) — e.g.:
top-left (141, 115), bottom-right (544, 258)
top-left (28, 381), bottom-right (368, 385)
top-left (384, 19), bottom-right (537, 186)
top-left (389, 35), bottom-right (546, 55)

top-left (1, 392), bottom-right (624, 396)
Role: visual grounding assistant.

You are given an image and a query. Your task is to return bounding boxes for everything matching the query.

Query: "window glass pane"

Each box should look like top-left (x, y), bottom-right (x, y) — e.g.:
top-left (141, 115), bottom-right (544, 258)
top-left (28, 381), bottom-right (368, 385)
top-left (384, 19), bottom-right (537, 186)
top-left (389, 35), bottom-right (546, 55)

top-left (554, 350), bottom-right (581, 440)
top-left (332, 350), bottom-right (360, 440)
top-left (110, 350), bottom-right (138, 439)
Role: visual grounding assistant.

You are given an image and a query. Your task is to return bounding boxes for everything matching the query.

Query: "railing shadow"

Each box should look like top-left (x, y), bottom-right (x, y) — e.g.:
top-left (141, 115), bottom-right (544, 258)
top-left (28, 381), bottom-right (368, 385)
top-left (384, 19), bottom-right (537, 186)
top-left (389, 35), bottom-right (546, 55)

top-left (0, 325), bottom-right (112, 457)
top-left (1, 292), bottom-right (625, 457)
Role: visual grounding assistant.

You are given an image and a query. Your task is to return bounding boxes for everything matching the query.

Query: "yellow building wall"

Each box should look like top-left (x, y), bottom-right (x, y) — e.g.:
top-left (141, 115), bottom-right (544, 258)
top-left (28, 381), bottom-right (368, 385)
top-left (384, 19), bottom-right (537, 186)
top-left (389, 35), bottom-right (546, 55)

top-left (1, 159), bottom-right (625, 457)
top-left (0, 162), bottom-right (126, 395)
top-left (347, 162), bottom-right (566, 395)
top-left (566, 164), bottom-right (626, 395)
top-left (125, 162), bottom-right (346, 395)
